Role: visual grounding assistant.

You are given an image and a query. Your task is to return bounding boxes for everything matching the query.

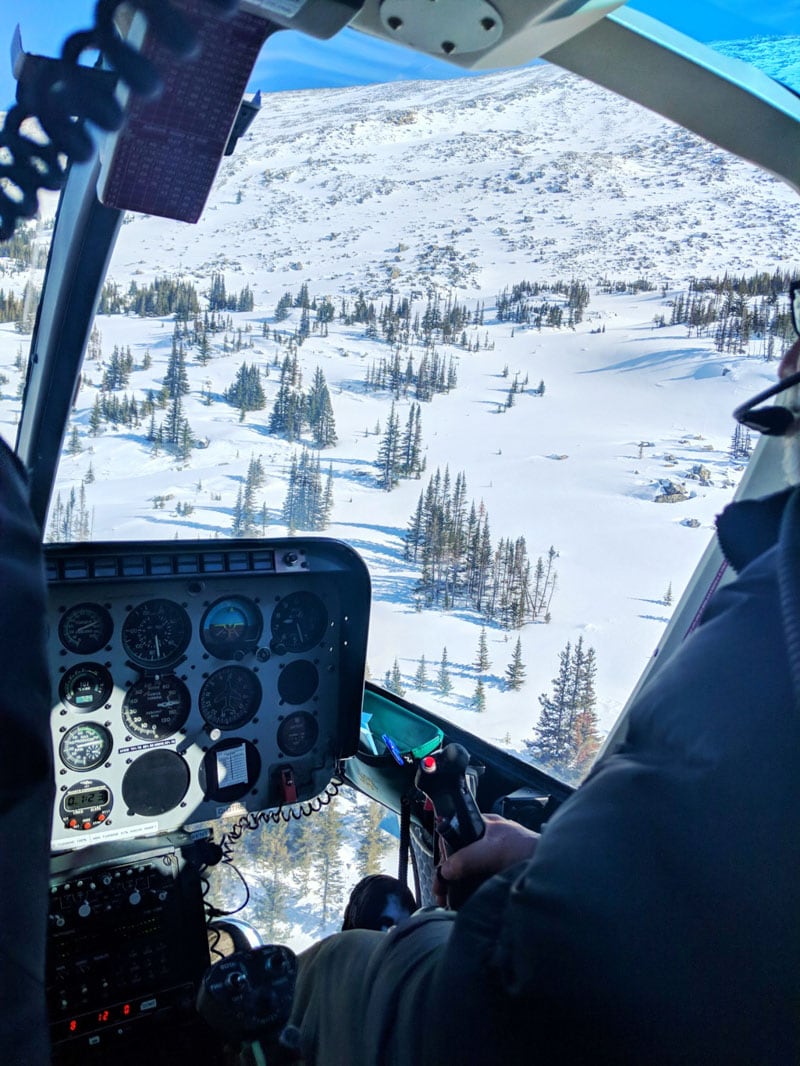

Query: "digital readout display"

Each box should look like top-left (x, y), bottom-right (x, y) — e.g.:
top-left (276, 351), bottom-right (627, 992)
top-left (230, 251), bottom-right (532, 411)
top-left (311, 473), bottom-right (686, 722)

top-left (64, 788), bottom-right (109, 811)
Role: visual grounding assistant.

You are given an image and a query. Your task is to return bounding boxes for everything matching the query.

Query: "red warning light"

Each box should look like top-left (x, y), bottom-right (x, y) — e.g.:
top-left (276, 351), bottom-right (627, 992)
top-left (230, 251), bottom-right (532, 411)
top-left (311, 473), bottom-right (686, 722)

top-left (123, 1004), bottom-right (131, 1017)
top-left (69, 1020), bottom-right (78, 1032)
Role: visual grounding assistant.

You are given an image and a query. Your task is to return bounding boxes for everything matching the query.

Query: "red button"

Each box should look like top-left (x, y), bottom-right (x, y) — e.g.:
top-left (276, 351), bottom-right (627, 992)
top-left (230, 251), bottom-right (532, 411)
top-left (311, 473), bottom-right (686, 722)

top-left (421, 755), bottom-right (437, 772)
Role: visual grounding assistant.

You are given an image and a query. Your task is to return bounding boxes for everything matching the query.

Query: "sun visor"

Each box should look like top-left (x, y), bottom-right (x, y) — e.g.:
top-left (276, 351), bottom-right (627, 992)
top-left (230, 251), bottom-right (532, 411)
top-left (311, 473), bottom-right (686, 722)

top-left (97, 1), bottom-right (275, 224)
top-left (349, 0), bottom-right (629, 69)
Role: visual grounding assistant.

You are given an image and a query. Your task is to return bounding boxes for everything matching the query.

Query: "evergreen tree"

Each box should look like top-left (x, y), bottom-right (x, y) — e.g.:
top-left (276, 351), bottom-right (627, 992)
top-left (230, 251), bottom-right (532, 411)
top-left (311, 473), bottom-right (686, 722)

top-left (224, 362), bottom-right (266, 412)
top-left (413, 654), bottom-right (429, 690)
top-left (307, 367), bottom-right (338, 448)
top-left (472, 677), bottom-right (487, 713)
top-left (663, 582), bottom-right (673, 607)
top-left (354, 800), bottom-right (392, 878)
top-left (66, 427), bottom-right (82, 456)
top-left (311, 799), bottom-right (346, 934)
top-left (475, 627), bottom-right (490, 672)
top-left (505, 635), bottom-right (525, 690)
top-left (527, 637), bottom-right (599, 782)
top-left (375, 402), bottom-right (402, 490)
top-left (437, 647), bottom-right (453, 697)
top-left (164, 334), bottom-right (190, 399)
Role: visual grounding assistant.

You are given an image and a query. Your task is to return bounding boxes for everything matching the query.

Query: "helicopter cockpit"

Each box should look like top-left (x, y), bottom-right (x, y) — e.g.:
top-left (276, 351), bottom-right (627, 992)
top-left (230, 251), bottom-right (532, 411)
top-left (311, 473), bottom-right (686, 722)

top-left (1, 1), bottom-right (799, 1063)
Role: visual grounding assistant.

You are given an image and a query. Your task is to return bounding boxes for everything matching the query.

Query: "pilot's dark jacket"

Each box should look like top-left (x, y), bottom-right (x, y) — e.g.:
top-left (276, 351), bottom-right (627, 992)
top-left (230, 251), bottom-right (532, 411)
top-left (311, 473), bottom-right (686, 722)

top-left (292, 486), bottom-right (800, 1065)
top-left (0, 439), bottom-right (54, 1065)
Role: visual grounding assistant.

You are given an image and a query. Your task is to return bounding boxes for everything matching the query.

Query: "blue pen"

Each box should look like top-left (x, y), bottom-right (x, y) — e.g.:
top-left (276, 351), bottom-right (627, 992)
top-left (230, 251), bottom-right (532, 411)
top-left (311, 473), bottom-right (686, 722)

top-left (382, 733), bottom-right (405, 766)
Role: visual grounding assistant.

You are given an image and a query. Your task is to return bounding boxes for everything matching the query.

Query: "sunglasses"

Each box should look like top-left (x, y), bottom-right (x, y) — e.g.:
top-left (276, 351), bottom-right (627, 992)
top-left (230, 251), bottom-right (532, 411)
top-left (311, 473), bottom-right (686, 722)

top-left (733, 282), bottom-right (800, 436)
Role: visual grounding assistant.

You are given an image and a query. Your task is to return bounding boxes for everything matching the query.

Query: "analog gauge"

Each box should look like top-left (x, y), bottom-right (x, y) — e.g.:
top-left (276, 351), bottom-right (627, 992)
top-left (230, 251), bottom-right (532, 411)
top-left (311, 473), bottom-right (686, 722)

top-left (122, 675), bottom-right (191, 740)
top-left (277, 660), bottom-right (319, 705)
top-left (277, 711), bottom-right (319, 757)
top-left (269, 592), bottom-right (328, 655)
top-left (59, 662), bottom-right (113, 712)
top-left (121, 599), bottom-right (191, 668)
top-left (58, 603), bottom-right (113, 655)
top-left (59, 722), bottom-right (113, 772)
top-left (200, 596), bottom-right (263, 661)
top-left (199, 666), bottom-right (262, 731)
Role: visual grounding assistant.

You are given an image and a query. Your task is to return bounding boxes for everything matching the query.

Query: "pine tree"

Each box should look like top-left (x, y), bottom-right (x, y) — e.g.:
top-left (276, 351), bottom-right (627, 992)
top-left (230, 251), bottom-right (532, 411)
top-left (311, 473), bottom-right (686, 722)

top-left (527, 637), bottom-right (599, 782)
top-left (66, 427), bottom-right (82, 455)
top-left (505, 635), bottom-right (525, 690)
top-left (663, 582), bottom-right (673, 607)
top-left (414, 654), bottom-right (428, 690)
top-left (375, 402), bottom-right (402, 490)
top-left (475, 627), bottom-right (490, 672)
top-left (472, 677), bottom-right (487, 713)
top-left (390, 658), bottom-right (405, 697)
top-left (307, 367), bottom-right (338, 448)
top-left (437, 647), bottom-right (453, 697)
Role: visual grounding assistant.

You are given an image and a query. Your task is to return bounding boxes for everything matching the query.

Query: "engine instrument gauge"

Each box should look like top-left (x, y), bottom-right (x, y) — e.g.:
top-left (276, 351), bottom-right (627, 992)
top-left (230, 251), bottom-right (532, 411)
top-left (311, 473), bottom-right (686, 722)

top-left (59, 722), bottom-right (113, 772)
top-left (121, 599), bottom-right (191, 668)
top-left (199, 666), bottom-right (262, 731)
top-left (58, 602), bottom-right (113, 655)
top-left (277, 711), bottom-right (319, 757)
top-left (59, 662), bottom-right (113, 712)
top-left (122, 675), bottom-right (191, 740)
top-left (200, 596), bottom-right (262, 660)
top-left (269, 592), bottom-right (328, 655)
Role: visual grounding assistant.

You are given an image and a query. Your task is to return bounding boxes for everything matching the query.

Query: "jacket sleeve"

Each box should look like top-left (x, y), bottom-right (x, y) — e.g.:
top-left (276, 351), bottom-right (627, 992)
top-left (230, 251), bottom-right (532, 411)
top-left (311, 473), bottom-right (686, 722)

top-left (425, 530), bottom-right (800, 1065)
top-left (0, 439), bottom-right (54, 1066)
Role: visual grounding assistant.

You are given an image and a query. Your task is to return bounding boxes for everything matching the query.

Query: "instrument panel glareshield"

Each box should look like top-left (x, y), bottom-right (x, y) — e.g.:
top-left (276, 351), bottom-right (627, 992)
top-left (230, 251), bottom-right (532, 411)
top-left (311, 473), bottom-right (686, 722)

top-left (46, 538), bottom-right (370, 852)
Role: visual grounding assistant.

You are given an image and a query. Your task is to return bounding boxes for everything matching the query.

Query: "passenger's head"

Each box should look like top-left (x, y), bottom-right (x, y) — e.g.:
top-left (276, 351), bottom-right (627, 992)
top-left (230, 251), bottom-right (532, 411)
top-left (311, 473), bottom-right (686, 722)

top-left (341, 874), bottom-right (417, 932)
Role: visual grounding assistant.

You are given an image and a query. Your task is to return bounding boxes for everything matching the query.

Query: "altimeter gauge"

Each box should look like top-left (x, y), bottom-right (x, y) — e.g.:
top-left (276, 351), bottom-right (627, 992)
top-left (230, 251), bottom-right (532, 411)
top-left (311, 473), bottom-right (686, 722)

top-left (269, 592), bottom-right (328, 655)
top-left (121, 598), bottom-right (191, 668)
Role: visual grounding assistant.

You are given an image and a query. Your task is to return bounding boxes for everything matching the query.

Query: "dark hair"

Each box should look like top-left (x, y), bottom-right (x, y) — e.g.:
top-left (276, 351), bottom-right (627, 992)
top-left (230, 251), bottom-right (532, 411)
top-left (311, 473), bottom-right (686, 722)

top-left (341, 875), bottom-right (417, 932)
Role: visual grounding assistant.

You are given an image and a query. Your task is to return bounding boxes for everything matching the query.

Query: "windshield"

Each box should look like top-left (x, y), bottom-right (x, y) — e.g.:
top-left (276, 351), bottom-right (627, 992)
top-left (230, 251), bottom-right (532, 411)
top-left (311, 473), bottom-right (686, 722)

top-left (1, 1), bottom-right (799, 794)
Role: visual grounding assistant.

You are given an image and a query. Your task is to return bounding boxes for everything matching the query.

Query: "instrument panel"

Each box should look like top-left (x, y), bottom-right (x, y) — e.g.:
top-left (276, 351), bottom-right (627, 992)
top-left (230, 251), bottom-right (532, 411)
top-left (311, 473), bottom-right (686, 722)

top-left (46, 539), bottom-right (370, 852)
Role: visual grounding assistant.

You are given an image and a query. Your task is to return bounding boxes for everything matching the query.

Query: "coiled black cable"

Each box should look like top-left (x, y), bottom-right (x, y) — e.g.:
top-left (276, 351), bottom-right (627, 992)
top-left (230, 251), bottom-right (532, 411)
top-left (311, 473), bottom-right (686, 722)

top-left (218, 775), bottom-right (344, 862)
top-left (0, 0), bottom-right (239, 241)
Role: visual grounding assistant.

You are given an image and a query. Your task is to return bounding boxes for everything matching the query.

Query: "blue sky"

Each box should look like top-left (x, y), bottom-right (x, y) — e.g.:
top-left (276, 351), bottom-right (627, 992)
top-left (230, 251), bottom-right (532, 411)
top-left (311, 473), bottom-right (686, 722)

top-left (0, 1), bottom-right (796, 109)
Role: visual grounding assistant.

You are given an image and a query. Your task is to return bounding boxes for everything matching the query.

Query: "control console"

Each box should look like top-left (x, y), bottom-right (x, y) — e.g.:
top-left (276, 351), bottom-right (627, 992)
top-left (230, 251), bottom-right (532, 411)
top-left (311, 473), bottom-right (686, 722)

top-left (46, 538), bottom-right (370, 851)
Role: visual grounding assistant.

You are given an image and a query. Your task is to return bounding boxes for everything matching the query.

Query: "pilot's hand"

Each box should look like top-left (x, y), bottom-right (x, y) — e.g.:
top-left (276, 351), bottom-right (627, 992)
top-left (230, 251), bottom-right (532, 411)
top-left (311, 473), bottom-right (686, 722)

top-left (433, 813), bottom-right (540, 906)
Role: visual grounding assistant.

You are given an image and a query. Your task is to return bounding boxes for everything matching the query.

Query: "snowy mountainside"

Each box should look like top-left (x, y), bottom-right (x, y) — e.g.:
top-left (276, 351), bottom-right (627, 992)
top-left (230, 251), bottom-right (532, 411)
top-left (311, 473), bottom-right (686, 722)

top-left (108, 60), bottom-right (800, 299)
top-left (1, 54), bottom-right (800, 761)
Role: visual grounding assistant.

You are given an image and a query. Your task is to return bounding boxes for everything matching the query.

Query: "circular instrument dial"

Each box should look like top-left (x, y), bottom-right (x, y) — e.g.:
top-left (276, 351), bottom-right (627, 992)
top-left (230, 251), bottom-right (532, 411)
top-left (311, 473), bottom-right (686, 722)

top-left (269, 592), bottom-right (328, 655)
top-left (200, 596), bottom-right (263, 660)
top-left (59, 722), bottom-right (113, 772)
top-left (59, 662), bottom-right (113, 712)
top-left (277, 711), bottom-right (319, 757)
top-left (58, 602), bottom-right (113, 655)
top-left (122, 675), bottom-right (191, 740)
top-left (199, 666), bottom-right (262, 731)
top-left (121, 599), bottom-right (191, 668)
